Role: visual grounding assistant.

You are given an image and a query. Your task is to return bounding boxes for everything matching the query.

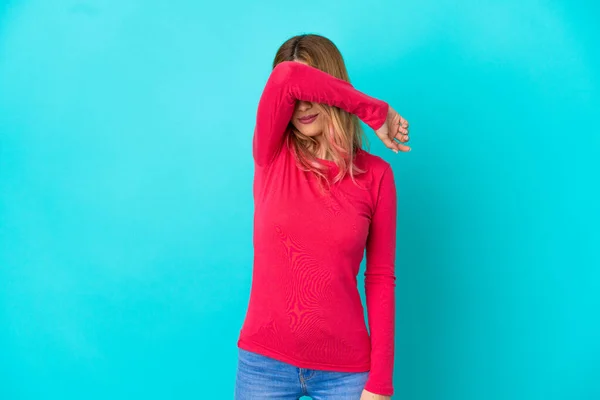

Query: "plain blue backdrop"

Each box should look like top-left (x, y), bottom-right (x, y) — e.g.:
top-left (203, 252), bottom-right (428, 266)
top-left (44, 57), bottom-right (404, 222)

top-left (1, 0), bottom-right (598, 399)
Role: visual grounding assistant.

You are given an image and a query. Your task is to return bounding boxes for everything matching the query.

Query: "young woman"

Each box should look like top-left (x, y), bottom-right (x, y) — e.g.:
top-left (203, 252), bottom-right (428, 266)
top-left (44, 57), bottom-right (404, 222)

top-left (235, 34), bottom-right (410, 400)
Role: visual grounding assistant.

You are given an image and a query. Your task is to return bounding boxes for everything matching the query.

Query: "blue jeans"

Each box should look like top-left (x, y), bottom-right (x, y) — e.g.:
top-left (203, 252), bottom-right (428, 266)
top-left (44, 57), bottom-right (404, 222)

top-left (234, 347), bottom-right (369, 399)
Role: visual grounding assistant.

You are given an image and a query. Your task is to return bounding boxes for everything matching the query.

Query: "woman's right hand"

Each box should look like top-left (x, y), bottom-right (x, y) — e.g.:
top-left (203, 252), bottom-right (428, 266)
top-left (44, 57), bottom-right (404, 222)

top-left (374, 105), bottom-right (411, 153)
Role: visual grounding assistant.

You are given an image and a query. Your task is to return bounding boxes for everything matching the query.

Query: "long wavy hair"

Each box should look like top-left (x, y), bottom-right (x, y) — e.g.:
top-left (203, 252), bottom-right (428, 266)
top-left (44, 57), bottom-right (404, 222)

top-left (273, 34), bottom-right (368, 188)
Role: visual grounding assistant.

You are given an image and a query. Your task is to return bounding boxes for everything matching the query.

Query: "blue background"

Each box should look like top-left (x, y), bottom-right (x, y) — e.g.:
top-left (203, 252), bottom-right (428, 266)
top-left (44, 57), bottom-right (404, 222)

top-left (1, 0), bottom-right (598, 399)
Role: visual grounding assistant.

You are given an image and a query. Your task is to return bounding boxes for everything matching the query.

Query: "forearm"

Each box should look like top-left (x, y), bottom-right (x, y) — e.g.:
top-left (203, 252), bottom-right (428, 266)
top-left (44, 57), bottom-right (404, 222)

top-left (252, 61), bottom-right (388, 166)
top-left (364, 274), bottom-right (396, 396)
top-left (283, 61), bottom-right (388, 129)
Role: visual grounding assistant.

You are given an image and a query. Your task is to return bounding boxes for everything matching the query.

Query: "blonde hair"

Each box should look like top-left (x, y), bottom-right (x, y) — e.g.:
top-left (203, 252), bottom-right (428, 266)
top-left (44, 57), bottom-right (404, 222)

top-left (273, 34), bottom-right (368, 189)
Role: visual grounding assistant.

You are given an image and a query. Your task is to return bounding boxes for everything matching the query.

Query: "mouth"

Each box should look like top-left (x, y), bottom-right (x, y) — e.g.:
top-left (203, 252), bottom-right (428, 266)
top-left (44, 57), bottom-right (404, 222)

top-left (298, 113), bottom-right (319, 124)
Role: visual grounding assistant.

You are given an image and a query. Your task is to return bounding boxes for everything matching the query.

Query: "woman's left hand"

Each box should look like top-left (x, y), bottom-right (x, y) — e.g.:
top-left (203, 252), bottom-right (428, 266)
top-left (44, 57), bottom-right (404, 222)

top-left (374, 105), bottom-right (410, 153)
top-left (360, 389), bottom-right (391, 400)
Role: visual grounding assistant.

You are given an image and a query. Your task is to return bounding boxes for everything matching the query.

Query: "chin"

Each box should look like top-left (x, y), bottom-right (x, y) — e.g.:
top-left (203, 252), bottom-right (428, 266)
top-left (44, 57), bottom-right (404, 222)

top-left (292, 124), bottom-right (325, 138)
top-left (301, 130), bottom-right (323, 138)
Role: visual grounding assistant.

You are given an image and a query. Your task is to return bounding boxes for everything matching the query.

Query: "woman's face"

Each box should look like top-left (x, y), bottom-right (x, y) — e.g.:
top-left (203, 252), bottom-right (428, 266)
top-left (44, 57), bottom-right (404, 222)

top-left (290, 59), bottom-right (327, 138)
top-left (291, 100), bottom-right (327, 138)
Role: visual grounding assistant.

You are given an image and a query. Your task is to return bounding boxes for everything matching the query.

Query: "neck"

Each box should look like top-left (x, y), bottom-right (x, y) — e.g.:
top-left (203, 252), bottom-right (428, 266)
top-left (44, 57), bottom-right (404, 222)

top-left (315, 149), bottom-right (330, 160)
top-left (312, 135), bottom-right (330, 160)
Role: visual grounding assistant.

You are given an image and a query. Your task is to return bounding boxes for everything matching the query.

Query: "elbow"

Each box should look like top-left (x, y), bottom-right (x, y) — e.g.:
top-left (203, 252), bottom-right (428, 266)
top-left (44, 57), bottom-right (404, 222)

top-left (270, 61), bottom-right (298, 85)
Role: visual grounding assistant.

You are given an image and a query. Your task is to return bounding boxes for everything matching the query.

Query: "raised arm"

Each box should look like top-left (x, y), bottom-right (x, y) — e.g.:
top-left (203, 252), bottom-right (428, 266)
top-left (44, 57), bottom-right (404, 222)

top-left (363, 165), bottom-right (398, 396)
top-left (252, 60), bottom-right (389, 166)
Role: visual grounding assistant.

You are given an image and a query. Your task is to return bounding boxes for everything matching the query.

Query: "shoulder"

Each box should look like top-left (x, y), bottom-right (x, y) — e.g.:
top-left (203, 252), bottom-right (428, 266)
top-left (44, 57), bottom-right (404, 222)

top-left (356, 149), bottom-right (396, 200)
top-left (356, 149), bottom-right (393, 177)
top-left (355, 149), bottom-right (397, 211)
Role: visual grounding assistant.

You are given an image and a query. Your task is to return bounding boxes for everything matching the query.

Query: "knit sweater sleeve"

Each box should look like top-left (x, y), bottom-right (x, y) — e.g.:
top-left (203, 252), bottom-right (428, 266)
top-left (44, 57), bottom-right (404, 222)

top-left (252, 60), bottom-right (389, 166)
top-left (364, 164), bottom-right (398, 396)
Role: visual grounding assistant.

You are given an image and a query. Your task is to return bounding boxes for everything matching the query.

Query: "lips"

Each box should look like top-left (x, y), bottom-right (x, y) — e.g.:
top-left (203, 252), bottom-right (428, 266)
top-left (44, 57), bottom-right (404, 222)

top-left (298, 113), bottom-right (318, 124)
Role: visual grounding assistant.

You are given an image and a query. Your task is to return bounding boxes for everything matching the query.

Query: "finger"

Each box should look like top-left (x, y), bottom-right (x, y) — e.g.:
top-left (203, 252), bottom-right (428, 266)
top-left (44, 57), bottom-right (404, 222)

top-left (397, 122), bottom-right (408, 134)
top-left (397, 143), bottom-right (411, 152)
top-left (381, 137), bottom-right (400, 152)
top-left (397, 126), bottom-right (409, 135)
top-left (392, 135), bottom-right (411, 150)
top-left (399, 117), bottom-right (409, 128)
top-left (394, 139), bottom-right (406, 150)
top-left (394, 132), bottom-right (409, 142)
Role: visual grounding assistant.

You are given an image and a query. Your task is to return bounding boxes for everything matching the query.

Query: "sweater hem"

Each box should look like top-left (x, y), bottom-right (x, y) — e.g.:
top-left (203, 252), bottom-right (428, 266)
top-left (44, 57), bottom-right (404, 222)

top-left (237, 337), bottom-right (371, 373)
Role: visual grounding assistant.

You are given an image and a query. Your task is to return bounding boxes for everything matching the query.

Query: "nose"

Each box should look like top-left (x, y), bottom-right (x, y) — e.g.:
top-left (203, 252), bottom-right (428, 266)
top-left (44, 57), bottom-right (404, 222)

top-left (296, 100), bottom-right (313, 112)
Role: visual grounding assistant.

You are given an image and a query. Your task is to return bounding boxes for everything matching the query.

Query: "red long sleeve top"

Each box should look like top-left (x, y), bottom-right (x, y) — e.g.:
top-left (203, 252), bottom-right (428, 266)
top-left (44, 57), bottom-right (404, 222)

top-left (237, 61), bottom-right (398, 396)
